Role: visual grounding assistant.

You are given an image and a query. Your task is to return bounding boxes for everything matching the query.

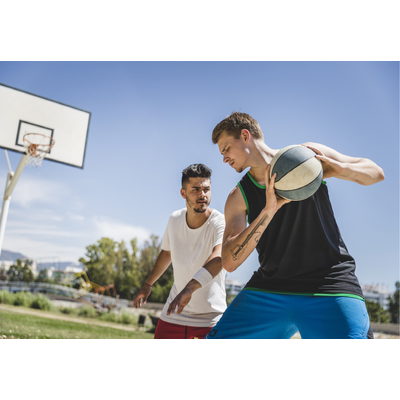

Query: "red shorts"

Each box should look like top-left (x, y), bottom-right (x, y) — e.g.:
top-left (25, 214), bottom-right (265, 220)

top-left (154, 319), bottom-right (212, 339)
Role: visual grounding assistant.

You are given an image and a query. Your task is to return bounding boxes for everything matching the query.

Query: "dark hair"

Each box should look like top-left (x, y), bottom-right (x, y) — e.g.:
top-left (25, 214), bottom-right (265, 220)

top-left (182, 164), bottom-right (212, 188)
top-left (212, 111), bottom-right (264, 144)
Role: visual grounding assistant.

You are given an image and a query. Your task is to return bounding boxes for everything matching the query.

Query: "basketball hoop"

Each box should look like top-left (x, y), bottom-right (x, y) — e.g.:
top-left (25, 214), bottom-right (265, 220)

top-left (23, 133), bottom-right (55, 167)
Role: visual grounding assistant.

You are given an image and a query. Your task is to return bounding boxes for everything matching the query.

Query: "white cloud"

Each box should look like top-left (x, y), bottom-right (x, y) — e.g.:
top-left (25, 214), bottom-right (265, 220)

top-left (69, 213), bottom-right (85, 221)
top-left (1, 189), bottom-right (153, 262)
top-left (92, 216), bottom-right (152, 246)
top-left (8, 175), bottom-right (68, 208)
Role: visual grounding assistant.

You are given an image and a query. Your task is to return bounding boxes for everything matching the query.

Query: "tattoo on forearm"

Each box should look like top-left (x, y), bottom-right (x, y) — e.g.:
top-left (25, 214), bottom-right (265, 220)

top-left (230, 214), bottom-right (269, 261)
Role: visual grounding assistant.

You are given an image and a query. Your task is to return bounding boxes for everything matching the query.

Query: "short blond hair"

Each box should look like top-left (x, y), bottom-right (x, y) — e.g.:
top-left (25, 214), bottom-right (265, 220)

top-left (212, 112), bottom-right (264, 144)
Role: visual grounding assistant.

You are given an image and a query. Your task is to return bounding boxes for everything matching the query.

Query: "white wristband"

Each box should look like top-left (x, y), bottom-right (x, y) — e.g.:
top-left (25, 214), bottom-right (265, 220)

top-left (192, 268), bottom-right (213, 288)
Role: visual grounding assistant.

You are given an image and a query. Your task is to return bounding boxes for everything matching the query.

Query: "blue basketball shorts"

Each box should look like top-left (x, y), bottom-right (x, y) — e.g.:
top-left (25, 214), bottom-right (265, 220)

top-left (206, 289), bottom-right (370, 339)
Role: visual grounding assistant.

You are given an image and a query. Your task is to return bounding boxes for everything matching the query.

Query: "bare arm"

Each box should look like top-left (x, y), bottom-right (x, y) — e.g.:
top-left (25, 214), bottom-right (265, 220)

top-left (303, 142), bottom-right (385, 186)
top-left (222, 165), bottom-right (290, 273)
top-left (166, 244), bottom-right (223, 315)
top-left (133, 249), bottom-right (171, 308)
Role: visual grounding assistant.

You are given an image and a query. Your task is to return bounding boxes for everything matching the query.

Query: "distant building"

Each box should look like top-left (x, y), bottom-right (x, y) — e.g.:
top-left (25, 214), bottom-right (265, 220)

top-left (39, 265), bottom-right (82, 281)
top-left (0, 259), bottom-right (38, 278)
top-left (0, 260), bottom-right (14, 271)
top-left (65, 266), bottom-right (84, 273)
top-left (225, 278), bottom-right (245, 296)
top-left (362, 284), bottom-right (391, 310)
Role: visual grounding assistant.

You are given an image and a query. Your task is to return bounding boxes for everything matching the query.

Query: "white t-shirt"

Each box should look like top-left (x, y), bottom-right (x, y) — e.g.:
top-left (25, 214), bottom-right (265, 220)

top-left (160, 208), bottom-right (227, 327)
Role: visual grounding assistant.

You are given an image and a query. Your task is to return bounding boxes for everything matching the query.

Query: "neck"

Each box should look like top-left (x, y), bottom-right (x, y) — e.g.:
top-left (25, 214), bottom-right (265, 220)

top-left (247, 140), bottom-right (277, 184)
top-left (186, 207), bottom-right (212, 229)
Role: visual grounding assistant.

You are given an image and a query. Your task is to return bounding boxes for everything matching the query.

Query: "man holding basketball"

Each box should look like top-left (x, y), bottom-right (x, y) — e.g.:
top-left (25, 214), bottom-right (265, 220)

top-left (133, 164), bottom-right (227, 339)
top-left (206, 112), bottom-right (384, 339)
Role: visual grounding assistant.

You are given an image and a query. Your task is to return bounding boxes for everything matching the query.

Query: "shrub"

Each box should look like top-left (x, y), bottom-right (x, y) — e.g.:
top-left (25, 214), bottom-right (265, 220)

top-left (59, 307), bottom-right (76, 315)
top-left (13, 291), bottom-right (35, 307)
top-left (97, 309), bottom-right (138, 325)
top-left (0, 290), bottom-right (14, 305)
top-left (98, 311), bottom-right (120, 323)
top-left (77, 306), bottom-right (98, 318)
top-left (30, 294), bottom-right (55, 311)
top-left (120, 310), bottom-right (137, 325)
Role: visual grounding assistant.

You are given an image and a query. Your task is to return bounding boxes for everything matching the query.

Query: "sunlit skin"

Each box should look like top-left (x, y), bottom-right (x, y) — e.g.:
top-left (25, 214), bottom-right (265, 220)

top-left (217, 129), bottom-right (277, 182)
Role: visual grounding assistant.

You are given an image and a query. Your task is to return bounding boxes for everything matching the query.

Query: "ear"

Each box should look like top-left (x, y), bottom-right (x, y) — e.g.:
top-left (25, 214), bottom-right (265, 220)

top-left (241, 129), bottom-right (251, 144)
top-left (180, 188), bottom-right (186, 200)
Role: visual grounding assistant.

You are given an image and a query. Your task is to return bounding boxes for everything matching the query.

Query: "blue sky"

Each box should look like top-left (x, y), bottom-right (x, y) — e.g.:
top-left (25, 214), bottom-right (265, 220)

top-left (0, 61), bottom-right (398, 291)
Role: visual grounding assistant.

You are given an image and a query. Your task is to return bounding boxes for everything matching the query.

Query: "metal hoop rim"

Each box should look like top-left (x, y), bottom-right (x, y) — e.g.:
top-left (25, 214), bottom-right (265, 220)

top-left (23, 132), bottom-right (56, 148)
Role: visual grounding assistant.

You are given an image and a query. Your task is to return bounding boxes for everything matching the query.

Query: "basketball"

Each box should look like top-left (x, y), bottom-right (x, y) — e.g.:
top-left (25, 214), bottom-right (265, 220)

top-left (269, 145), bottom-right (323, 201)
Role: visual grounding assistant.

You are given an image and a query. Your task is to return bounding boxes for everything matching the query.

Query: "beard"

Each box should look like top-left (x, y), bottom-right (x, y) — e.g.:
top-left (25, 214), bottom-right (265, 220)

top-left (187, 198), bottom-right (210, 213)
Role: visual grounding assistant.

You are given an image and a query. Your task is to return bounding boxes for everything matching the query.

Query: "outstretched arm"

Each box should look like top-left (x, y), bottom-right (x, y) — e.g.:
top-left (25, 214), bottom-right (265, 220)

top-left (133, 249), bottom-right (171, 308)
top-left (303, 142), bottom-right (385, 185)
top-left (167, 244), bottom-right (223, 315)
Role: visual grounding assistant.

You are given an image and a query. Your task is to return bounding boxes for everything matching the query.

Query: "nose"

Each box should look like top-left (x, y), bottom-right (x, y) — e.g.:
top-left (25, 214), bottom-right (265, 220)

top-left (223, 155), bottom-right (229, 163)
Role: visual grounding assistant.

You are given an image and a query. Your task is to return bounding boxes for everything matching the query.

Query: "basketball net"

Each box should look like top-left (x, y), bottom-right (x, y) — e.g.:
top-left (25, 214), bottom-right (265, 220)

top-left (23, 133), bottom-right (55, 167)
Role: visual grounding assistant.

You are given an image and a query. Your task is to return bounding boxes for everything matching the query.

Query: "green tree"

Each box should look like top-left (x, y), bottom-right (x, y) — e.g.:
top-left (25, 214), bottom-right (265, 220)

top-left (112, 239), bottom-right (141, 300)
top-left (139, 235), bottom-right (173, 303)
top-left (0, 266), bottom-right (7, 281)
top-left (35, 268), bottom-right (51, 283)
top-left (7, 259), bottom-right (34, 283)
top-left (365, 299), bottom-right (390, 324)
top-left (79, 237), bottom-right (118, 286)
top-left (388, 281), bottom-right (399, 324)
top-left (78, 235), bottom-right (173, 303)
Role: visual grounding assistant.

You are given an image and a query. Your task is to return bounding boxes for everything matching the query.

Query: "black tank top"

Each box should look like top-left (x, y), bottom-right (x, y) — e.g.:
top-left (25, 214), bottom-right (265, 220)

top-left (238, 172), bottom-right (364, 298)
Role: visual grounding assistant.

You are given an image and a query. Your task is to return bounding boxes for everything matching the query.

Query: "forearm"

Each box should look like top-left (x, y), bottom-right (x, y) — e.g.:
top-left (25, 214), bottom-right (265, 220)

top-left (189, 255), bottom-right (223, 292)
top-left (305, 143), bottom-right (385, 185)
top-left (133, 251), bottom-right (171, 308)
top-left (222, 208), bottom-right (273, 272)
top-left (143, 250), bottom-right (171, 286)
top-left (335, 158), bottom-right (385, 185)
top-left (166, 258), bottom-right (220, 315)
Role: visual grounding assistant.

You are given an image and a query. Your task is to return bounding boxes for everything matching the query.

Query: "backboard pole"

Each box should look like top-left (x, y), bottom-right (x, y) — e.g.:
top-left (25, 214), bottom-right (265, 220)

top-left (0, 151), bottom-right (29, 258)
top-left (4, 153), bottom-right (29, 200)
top-left (0, 171), bottom-right (13, 258)
top-left (5, 150), bottom-right (12, 173)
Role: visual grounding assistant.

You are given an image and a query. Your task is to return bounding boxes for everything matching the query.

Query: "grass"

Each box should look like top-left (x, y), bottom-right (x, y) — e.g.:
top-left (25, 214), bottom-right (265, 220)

top-left (0, 290), bottom-right (155, 339)
top-left (1, 291), bottom-right (143, 325)
top-left (0, 305), bottom-right (154, 339)
top-left (0, 290), bottom-right (57, 311)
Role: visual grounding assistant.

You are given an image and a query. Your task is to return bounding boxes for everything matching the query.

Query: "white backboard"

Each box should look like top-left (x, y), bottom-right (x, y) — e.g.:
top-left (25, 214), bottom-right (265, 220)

top-left (0, 83), bottom-right (91, 169)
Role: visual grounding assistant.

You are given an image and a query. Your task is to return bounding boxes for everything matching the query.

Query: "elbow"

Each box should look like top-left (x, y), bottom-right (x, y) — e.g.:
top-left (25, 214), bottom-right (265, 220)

top-left (221, 256), bottom-right (236, 273)
top-left (361, 166), bottom-right (385, 186)
top-left (368, 167), bottom-right (385, 185)
top-left (377, 167), bottom-right (385, 183)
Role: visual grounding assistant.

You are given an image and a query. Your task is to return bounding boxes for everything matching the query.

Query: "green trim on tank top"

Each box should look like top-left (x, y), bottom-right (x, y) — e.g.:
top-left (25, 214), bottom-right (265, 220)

top-left (237, 181), bottom-right (250, 217)
top-left (243, 287), bottom-right (364, 301)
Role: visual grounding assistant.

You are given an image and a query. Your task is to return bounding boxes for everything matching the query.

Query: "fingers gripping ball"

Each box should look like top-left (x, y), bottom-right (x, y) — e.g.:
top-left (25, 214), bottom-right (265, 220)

top-left (270, 145), bottom-right (323, 201)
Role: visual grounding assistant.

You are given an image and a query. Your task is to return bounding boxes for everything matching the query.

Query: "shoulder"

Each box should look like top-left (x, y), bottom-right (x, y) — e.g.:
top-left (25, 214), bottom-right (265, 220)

top-left (170, 208), bottom-right (186, 217)
top-left (209, 209), bottom-right (225, 227)
top-left (168, 208), bottom-right (186, 223)
top-left (210, 208), bottom-right (224, 219)
top-left (223, 186), bottom-right (248, 236)
top-left (227, 185), bottom-right (247, 207)
top-left (225, 185), bottom-right (247, 216)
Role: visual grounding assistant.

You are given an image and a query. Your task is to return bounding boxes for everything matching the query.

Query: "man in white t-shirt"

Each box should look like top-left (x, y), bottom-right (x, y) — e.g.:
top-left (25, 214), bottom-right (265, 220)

top-left (133, 163), bottom-right (227, 339)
